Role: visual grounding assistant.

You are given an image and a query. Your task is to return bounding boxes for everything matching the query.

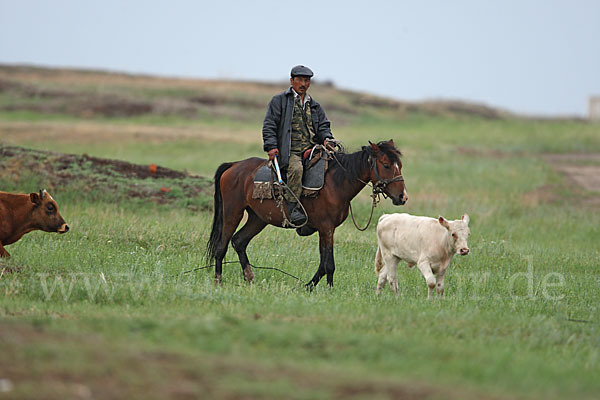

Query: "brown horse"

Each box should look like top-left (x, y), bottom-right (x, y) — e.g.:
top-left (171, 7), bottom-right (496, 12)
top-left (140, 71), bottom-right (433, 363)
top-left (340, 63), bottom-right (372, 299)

top-left (205, 140), bottom-right (408, 288)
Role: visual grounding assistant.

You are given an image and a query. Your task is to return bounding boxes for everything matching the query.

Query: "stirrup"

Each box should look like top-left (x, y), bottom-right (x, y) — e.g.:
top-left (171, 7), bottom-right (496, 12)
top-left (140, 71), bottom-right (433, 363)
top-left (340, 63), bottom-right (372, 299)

top-left (289, 208), bottom-right (307, 225)
top-left (285, 200), bottom-right (306, 225)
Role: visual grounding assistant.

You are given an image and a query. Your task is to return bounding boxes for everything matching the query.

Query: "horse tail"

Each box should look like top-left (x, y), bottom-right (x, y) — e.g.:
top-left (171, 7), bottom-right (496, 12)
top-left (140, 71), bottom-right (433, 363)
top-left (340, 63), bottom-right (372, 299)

top-left (374, 244), bottom-right (384, 275)
top-left (205, 162), bottom-right (234, 263)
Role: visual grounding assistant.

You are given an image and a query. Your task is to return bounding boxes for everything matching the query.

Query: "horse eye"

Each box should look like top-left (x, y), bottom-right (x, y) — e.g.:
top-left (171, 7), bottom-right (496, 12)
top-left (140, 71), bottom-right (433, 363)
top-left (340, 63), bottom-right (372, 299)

top-left (383, 164), bottom-right (390, 169)
top-left (452, 233), bottom-right (458, 239)
top-left (46, 204), bottom-right (55, 211)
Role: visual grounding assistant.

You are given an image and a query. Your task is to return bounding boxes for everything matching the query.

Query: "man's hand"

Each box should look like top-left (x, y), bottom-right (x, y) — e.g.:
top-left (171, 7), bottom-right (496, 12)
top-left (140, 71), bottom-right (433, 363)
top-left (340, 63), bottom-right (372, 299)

top-left (324, 138), bottom-right (336, 152)
top-left (268, 148), bottom-right (279, 161)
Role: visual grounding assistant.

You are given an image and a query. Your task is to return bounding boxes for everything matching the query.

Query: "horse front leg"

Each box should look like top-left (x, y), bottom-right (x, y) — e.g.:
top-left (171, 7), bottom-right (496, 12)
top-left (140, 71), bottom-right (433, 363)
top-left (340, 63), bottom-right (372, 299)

top-left (0, 242), bottom-right (10, 258)
top-left (321, 229), bottom-right (336, 287)
top-left (306, 266), bottom-right (325, 291)
top-left (306, 229), bottom-right (335, 289)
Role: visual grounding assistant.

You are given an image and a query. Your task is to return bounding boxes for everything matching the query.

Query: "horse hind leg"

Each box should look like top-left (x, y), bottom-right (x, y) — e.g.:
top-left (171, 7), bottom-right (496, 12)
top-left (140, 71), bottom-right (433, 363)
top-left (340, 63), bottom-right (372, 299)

top-left (214, 209), bottom-right (245, 285)
top-left (231, 209), bottom-right (267, 283)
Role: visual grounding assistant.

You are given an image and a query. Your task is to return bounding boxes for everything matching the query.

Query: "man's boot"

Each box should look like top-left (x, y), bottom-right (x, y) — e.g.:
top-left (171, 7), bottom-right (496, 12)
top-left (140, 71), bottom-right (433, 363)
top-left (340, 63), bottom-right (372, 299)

top-left (285, 200), bottom-right (307, 225)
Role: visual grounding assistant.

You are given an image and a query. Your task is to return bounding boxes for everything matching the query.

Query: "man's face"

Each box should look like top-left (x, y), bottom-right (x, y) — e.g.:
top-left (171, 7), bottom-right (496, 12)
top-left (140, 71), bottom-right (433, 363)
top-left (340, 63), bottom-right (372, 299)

top-left (290, 76), bottom-right (311, 96)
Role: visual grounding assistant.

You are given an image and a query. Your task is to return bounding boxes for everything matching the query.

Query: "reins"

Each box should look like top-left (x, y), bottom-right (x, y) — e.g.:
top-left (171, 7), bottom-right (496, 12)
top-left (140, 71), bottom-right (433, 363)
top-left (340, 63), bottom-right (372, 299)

top-left (349, 196), bottom-right (379, 231)
top-left (330, 149), bottom-right (404, 231)
top-left (267, 143), bottom-right (403, 232)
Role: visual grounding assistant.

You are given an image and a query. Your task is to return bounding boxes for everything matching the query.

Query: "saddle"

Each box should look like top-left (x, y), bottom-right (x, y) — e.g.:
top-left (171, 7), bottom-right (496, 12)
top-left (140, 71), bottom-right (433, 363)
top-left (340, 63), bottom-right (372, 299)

top-left (252, 146), bottom-right (329, 200)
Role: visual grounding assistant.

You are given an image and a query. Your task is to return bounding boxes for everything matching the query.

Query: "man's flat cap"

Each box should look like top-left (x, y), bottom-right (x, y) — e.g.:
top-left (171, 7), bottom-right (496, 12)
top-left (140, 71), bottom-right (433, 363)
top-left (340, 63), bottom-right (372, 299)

top-left (291, 65), bottom-right (314, 78)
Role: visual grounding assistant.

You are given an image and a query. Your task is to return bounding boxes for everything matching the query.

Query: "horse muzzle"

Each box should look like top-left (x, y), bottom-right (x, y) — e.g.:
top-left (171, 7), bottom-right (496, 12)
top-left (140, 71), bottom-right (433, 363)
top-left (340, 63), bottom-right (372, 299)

top-left (392, 191), bottom-right (408, 206)
top-left (392, 196), bottom-right (407, 206)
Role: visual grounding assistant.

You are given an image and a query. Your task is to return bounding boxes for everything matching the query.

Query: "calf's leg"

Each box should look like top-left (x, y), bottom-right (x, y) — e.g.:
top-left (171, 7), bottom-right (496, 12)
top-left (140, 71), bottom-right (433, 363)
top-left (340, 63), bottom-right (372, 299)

top-left (385, 256), bottom-right (400, 297)
top-left (416, 261), bottom-right (436, 299)
top-left (376, 265), bottom-right (387, 295)
top-left (435, 270), bottom-right (447, 297)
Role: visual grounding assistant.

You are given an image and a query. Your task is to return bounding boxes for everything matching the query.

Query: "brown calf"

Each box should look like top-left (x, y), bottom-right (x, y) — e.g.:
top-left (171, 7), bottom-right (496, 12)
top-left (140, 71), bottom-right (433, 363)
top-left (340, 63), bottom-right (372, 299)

top-left (0, 190), bottom-right (69, 257)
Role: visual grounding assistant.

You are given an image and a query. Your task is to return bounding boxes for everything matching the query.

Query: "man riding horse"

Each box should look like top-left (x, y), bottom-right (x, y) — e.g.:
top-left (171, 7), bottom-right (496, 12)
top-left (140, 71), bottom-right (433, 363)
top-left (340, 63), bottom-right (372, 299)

top-left (206, 66), bottom-right (407, 287)
top-left (262, 65), bottom-right (336, 225)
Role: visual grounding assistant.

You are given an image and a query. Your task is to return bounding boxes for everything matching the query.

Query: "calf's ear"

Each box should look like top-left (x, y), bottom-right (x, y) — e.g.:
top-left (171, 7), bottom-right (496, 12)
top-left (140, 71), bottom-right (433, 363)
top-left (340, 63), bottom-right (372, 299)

top-left (30, 192), bottom-right (42, 205)
top-left (462, 214), bottom-right (470, 225)
top-left (438, 216), bottom-right (450, 230)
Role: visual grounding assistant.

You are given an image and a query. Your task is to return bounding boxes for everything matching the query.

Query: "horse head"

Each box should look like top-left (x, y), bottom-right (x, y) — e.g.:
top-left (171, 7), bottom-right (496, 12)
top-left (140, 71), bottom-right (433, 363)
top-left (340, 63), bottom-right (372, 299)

top-left (367, 140), bottom-right (408, 205)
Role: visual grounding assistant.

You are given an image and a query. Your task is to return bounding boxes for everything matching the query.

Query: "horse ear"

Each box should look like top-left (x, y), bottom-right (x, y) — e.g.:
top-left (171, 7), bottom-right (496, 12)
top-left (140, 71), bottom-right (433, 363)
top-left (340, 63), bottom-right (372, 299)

top-left (389, 139), bottom-right (395, 147)
top-left (370, 142), bottom-right (379, 152)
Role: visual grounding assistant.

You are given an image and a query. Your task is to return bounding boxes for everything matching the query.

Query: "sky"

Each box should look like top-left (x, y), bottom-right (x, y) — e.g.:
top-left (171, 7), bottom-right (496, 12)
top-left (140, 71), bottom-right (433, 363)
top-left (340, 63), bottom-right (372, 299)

top-left (1, 0), bottom-right (599, 117)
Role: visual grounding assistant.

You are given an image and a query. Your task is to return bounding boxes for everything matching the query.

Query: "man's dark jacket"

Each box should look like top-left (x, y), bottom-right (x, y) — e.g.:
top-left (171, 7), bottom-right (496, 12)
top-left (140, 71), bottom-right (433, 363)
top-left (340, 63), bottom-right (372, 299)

top-left (262, 87), bottom-right (333, 169)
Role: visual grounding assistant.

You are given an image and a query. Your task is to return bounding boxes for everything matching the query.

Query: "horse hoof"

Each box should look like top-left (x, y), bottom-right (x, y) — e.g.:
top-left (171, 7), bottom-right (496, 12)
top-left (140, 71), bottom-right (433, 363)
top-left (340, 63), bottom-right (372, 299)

top-left (243, 267), bottom-right (254, 283)
top-left (214, 275), bottom-right (223, 286)
top-left (304, 282), bottom-right (315, 292)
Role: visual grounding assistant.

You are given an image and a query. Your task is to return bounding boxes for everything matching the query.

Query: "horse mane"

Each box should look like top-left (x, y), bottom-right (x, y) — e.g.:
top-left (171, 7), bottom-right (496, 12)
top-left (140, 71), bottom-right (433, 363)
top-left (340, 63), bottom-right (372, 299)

top-left (329, 141), bottom-right (402, 185)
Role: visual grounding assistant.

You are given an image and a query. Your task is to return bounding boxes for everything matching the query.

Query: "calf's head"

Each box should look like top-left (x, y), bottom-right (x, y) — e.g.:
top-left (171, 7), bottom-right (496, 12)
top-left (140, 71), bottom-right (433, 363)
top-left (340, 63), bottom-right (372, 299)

top-left (439, 214), bottom-right (470, 255)
top-left (30, 190), bottom-right (69, 234)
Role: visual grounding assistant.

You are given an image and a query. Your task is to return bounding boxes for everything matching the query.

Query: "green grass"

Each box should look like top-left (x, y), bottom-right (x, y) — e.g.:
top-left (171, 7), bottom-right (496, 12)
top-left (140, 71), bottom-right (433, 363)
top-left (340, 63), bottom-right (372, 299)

top-left (1, 195), bottom-right (598, 399)
top-left (1, 78), bottom-right (600, 398)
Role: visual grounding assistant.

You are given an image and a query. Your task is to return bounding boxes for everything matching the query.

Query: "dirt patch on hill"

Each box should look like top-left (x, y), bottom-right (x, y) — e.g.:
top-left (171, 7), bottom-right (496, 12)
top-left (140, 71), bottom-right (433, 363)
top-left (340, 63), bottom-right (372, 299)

top-left (1, 145), bottom-right (188, 180)
top-left (543, 153), bottom-right (600, 192)
top-left (0, 145), bottom-right (212, 209)
top-left (537, 153), bottom-right (600, 208)
top-left (554, 165), bottom-right (600, 193)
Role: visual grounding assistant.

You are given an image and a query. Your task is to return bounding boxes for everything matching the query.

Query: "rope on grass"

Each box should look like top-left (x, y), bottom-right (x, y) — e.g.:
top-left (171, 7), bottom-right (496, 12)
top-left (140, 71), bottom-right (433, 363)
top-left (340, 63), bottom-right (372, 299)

top-left (182, 261), bottom-right (303, 283)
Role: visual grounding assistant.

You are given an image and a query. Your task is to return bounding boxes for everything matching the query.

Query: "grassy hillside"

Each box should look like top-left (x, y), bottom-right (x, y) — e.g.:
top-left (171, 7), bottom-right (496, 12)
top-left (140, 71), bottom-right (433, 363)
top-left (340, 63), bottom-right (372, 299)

top-left (0, 65), bottom-right (599, 399)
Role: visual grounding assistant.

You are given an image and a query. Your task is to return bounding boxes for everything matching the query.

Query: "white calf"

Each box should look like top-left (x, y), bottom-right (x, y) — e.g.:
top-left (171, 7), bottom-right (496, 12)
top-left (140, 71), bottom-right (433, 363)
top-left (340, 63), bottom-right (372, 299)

top-left (375, 213), bottom-right (470, 298)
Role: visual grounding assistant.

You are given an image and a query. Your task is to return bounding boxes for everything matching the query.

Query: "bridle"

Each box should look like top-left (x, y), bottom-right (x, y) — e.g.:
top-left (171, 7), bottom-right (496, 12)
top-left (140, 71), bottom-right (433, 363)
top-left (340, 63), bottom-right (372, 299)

top-left (330, 150), bottom-right (405, 231)
top-left (368, 155), bottom-right (405, 198)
